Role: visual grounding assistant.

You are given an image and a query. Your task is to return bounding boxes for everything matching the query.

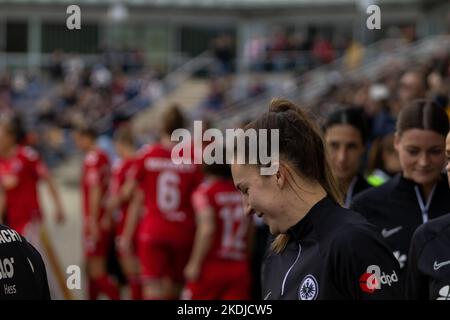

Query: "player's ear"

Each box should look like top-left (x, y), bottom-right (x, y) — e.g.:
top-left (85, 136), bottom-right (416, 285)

top-left (394, 132), bottom-right (401, 152)
top-left (275, 162), bottom-right (287, 190)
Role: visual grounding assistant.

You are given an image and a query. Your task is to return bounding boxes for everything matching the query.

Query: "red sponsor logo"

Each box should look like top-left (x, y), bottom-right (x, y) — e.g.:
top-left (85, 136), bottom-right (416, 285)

top-left (359, 272), bottom-right (379, 294)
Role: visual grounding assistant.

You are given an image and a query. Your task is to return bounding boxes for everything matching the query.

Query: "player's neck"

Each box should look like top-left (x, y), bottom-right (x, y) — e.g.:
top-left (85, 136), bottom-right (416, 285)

top-left (1, 144), bottom-right (18, 158)
top-left (85, 144), bottom-right (97, 153)
top-left (160, 135), bottom-right (174, 148)
top-left (284, 178), bottom-right (327, 230)
top-left (337, 176), bottom-right (355, 196)
top-left (420, 180), bottom-right (439, 200)
top-left (121, 149), bottom-right (135, 159)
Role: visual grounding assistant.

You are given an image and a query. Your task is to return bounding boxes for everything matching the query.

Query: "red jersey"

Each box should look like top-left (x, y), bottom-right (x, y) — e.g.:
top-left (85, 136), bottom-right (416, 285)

top-left (81, 149), bottom-right (110, 220)
top-left (110, 157), bottom-right (136, 235)
top-left (0, 146), bottom-right (48, 233)
top-left (130, 143), bottom-right (203, 239)
top-left (192, 179), bottom-right (251, 262)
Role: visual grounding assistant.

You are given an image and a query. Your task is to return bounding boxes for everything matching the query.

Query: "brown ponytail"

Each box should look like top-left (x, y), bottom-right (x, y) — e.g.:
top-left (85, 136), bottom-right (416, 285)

top-left (161, 103), bottom-right (186, 136)
top-left (245, 98), bottom-right (343, 253)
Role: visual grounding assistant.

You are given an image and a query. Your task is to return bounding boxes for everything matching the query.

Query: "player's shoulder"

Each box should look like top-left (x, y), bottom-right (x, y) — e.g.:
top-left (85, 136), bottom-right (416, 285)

top-left (136, 143), bottom-right (165, 158)
top-left (18, 146), bottom-right (40, 162)
top-left (412, 213), bottom-right (450, 248)
top-left (111, 158), bottom-right (124, 171)
top-left (196, 180), bottom-right (214, 194)
top-left (85, 148), bottom-right (109, 166)
top-left (85, 150), bottom-right (99, 165)
top-left (351, 175), bottom-right (399, 207)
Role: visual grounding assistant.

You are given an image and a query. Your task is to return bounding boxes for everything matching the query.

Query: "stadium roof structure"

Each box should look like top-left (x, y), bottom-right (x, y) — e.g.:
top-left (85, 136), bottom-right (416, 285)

top-left (0, 0), bottom-right (423, 8)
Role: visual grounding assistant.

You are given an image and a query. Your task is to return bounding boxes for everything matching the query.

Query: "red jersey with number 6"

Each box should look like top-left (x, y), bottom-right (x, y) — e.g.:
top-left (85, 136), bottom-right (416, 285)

top-left (129, 143), bottom-right (203, 240)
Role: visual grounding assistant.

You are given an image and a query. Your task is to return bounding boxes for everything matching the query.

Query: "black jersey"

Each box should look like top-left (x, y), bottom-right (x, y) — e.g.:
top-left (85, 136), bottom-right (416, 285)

top-left (261, 196), bottom-right (402, 300)
top-left (351, 174), bottom-right (450, 272)
top-left (0, 224), bottom-right (51, 300)
top-left (406, 213), bottom-right (450, 300)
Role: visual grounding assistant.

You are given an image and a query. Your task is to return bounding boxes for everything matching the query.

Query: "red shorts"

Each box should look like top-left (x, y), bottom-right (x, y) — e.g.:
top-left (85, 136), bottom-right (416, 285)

top-left (138, 232), bottom-right (193, 284)
top-left (83, 227), bottom-right (113, 257)
top-left (183, 260), bottom-right (251, 300)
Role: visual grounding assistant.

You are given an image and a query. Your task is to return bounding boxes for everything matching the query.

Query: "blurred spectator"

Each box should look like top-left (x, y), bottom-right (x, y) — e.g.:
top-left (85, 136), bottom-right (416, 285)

top-left (344, 38), bottom-right (365, 71)
top-left (211, 34), bottom-right (235, 76)
top-left (366, 132), bottom-right (401, 187)
top-left (398, 70), bottom-right (427, 105)
top-left (200, 78), bottom-right (226, 113)
top-left (244, 34), bottom-right (267, 72)
top-left (312, 34), bottom-right (335, 66)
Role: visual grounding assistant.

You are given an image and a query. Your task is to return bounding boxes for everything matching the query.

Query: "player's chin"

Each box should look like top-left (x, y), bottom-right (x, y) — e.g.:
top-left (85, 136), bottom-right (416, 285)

top-left (412, 171), bottom-right (439, 185)
top-left (267, 221), bottom-right (282, 236)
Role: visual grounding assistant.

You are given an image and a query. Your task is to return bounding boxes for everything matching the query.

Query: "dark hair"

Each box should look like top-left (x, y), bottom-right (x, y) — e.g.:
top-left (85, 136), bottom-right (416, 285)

top-left (203, 163), bottom-right (232, 179)
top-left (0, 114), bottom-right (26, 144)
top-left (113, 125), bottom-right (134, 146)
top-left (324, 107), bottom-right (369, 145)
top-left (401, 70), bottom-right (428, 93)
top-left (74, 124), bottom-right (98, 140)
top-left (244, 98), bottom-right (342, 253)
top-left (202, 145), bottom-right (231, 179)
top-left (366, 133), bottom-right (396, 174)
top-left (161, 104), bottom-right (185, 136)
top-left (396, 99), bottom-right (449, 137)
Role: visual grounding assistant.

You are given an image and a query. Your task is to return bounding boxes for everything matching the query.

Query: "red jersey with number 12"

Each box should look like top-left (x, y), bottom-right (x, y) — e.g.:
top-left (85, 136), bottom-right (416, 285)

top-left (192, 179), bottom-right (251, 262)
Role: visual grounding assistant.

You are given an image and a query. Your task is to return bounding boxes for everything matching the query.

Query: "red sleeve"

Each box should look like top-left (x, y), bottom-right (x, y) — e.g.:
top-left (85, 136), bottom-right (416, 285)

top-left (35, 159), bottom-right (49, 179)
top-left (85, 163), bottom-right (100, 187)
top-left (109, 172), bottom-right (120, 196)
top-left (128, 156), bottom-right (145, 186)
top-left (23, 147), bottom-right (49, 179)
top-left (191, 186), bottom-right (211, 213)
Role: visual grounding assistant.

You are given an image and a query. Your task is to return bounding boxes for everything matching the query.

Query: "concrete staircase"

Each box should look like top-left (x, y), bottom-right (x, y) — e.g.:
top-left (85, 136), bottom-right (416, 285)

top-left (132, 78), bottom-right (209, 134)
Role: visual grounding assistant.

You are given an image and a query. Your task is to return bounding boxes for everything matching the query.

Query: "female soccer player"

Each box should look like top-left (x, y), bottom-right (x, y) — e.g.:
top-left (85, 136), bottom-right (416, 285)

top-left (231, 98), bottom-right (402, 300)
top-left (324, 108), bottom-right (372, 208)
top-left (107, 126), bottom-right (142, 300)
top-left (351, 100), bottom-right (450, 274)
top-left (0, 115), bottom-right (65, 234)
top-left (73, 126), bottom-right (120, 300)
top-left (0, 115), bottom-right (66, 299)
top-left (405, 131), bottom-right (450, 300)
top-left (122, 106), bottom-right (203, 300)
top-left (183, 160), bottom-right (252, 300)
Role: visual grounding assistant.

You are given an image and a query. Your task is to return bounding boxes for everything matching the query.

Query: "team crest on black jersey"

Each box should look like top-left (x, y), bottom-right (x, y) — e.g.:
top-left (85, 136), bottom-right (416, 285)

top-left (437, 285), bottom-right (450, 300)
top-left (298, 275), bottom-right (319, 300)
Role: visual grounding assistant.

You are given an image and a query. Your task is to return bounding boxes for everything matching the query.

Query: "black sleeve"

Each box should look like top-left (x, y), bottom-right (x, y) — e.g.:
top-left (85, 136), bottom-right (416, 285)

top-left (0, 228), bottom-right (51, 300)
top-left (405, 226), bottom-right (429, 300)
top-left (24, 241), bottom-right (51, 300)
top-left (329, 225), bottom-right (403, 300)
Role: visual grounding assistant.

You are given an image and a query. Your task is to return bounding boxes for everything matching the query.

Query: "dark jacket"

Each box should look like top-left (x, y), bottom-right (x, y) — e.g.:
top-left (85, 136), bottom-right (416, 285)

top-left (406, 213), bottom-right (450, 300)
top-left (0, 224), bottom-right (51, 300)
top-left (262, 196), bottom-right (402, 300)
top-left (351, 174), bottom-right (450, 273)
